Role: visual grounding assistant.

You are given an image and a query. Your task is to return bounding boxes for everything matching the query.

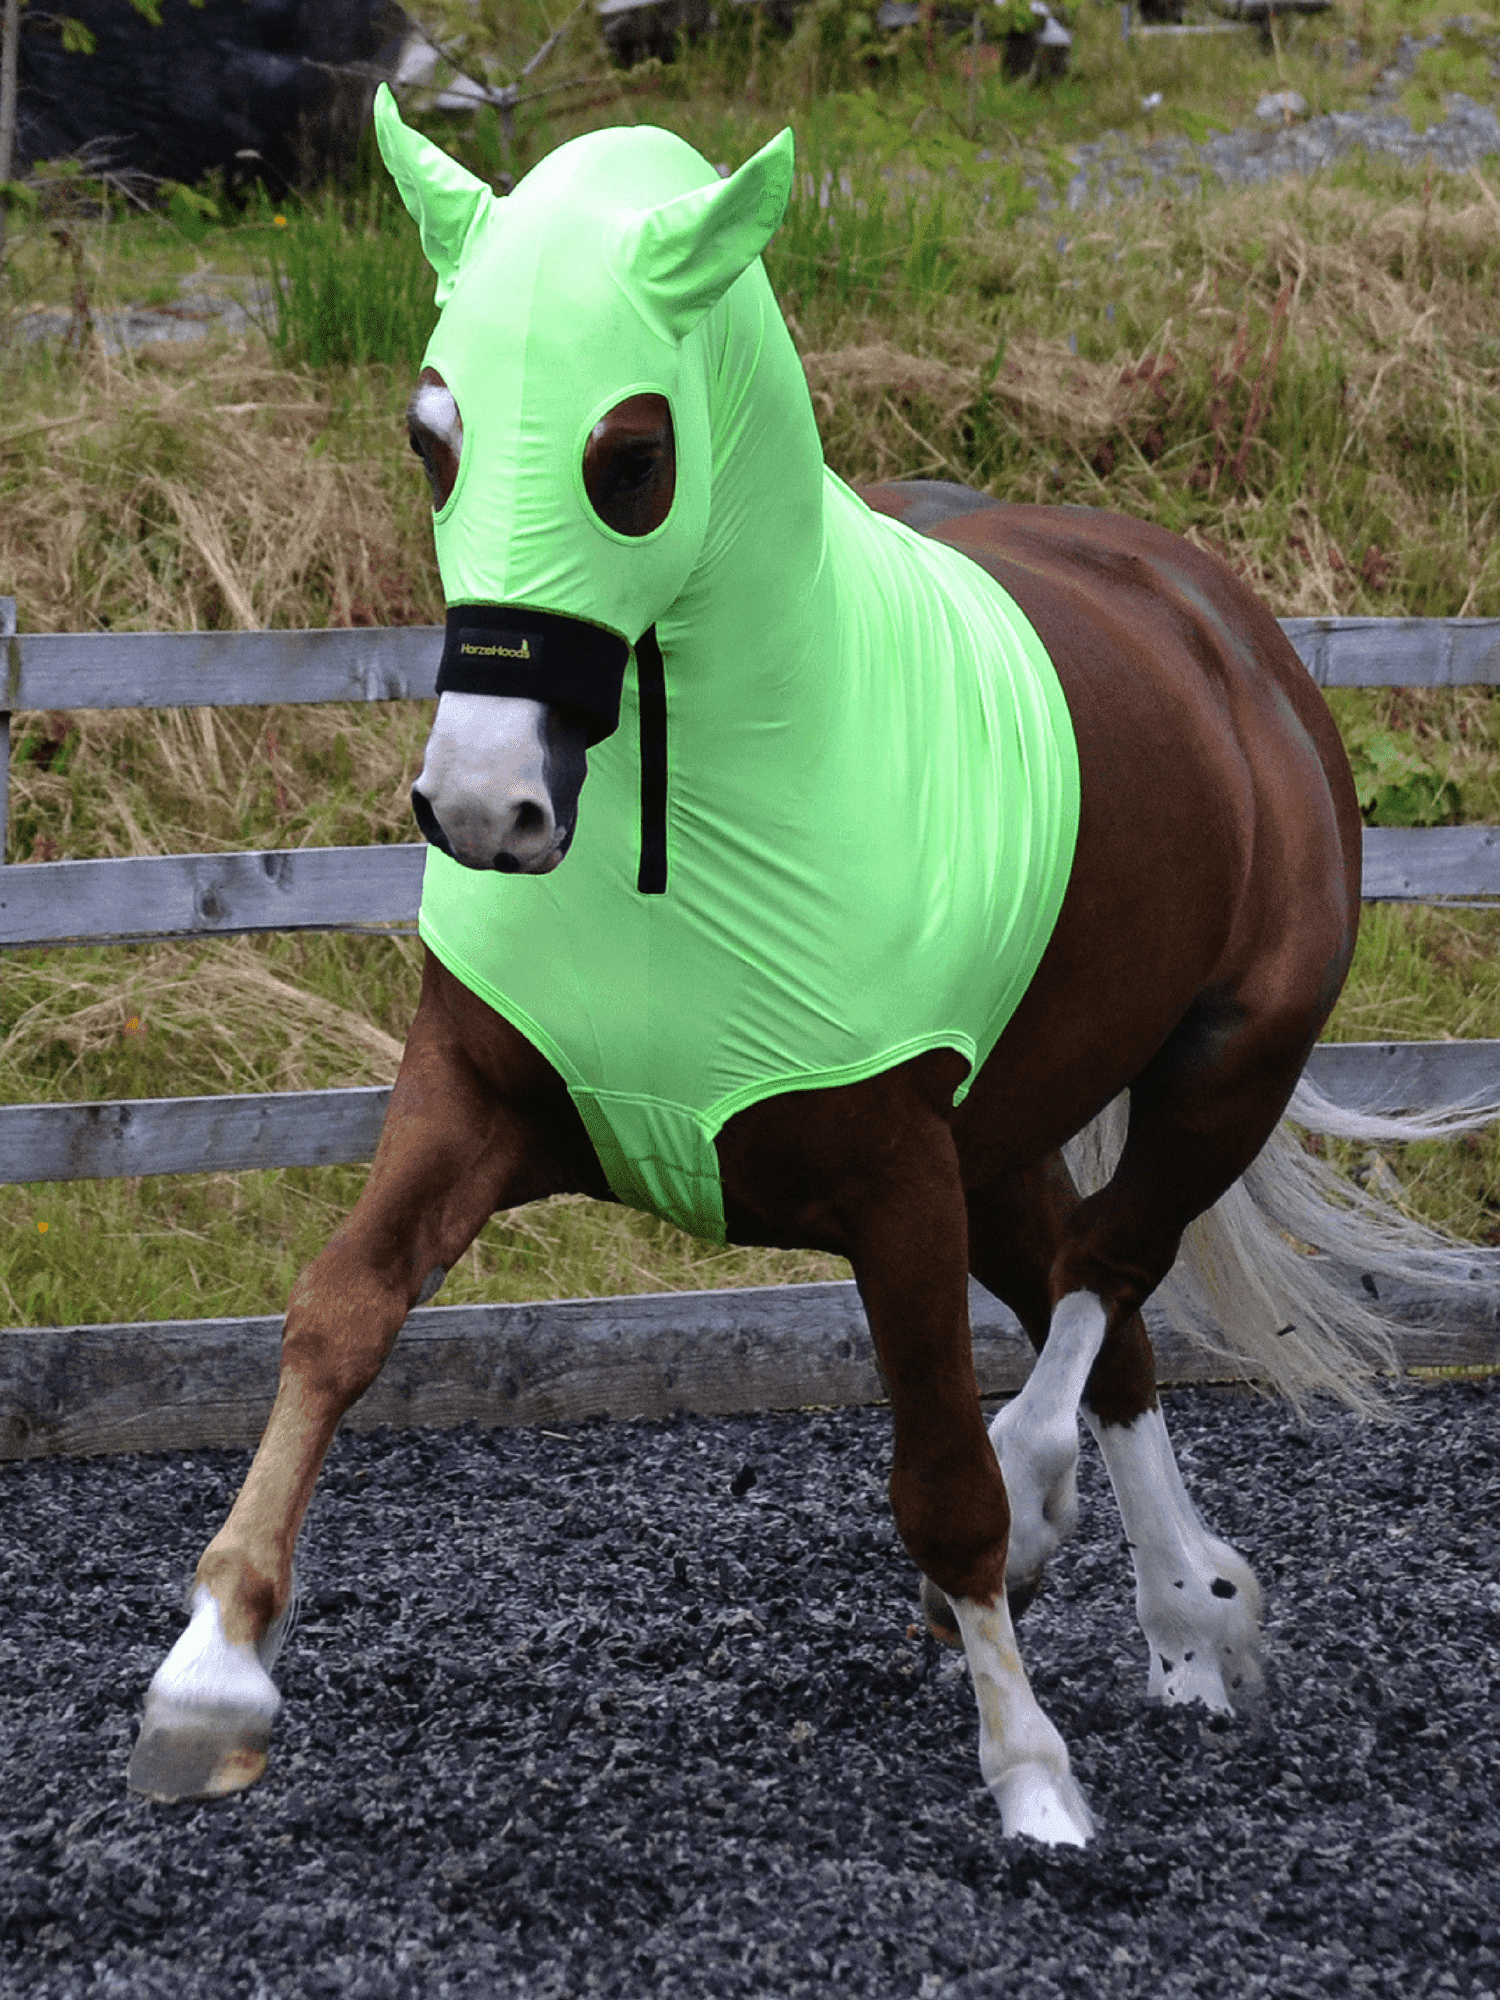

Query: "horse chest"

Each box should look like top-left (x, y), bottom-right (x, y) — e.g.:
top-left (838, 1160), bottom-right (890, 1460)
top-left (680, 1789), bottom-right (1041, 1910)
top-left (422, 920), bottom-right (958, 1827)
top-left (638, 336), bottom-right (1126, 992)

top-left (419, 520), bottom-right (1080, 1242)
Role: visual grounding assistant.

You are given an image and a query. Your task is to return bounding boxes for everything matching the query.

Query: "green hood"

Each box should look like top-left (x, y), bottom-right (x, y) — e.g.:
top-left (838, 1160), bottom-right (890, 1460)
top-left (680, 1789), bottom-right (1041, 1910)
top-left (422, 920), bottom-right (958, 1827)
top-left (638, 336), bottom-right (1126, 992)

top-left (376, 84), bottom-right (794, 645)
top-left (376, 91), bottom-right (1080, 1242)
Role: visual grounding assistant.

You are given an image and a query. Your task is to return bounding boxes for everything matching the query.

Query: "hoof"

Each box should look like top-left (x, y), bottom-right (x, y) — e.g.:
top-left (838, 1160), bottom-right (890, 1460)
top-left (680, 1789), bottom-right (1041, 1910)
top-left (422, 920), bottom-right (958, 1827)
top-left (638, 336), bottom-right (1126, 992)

top-left (128, 1584), bottom-right (285, 1804)
top-left (1148, 1633), bottom-right (1266, 1716)
top-left (992, 1759), bottom-right (1096, 1848)
top-left (127, 1699), bottom-right (272, 1802)
top-left (1004, 1569), bottom-right (1044, 1619)
top-left (1139, 1541), bottom-right (1265, 1716)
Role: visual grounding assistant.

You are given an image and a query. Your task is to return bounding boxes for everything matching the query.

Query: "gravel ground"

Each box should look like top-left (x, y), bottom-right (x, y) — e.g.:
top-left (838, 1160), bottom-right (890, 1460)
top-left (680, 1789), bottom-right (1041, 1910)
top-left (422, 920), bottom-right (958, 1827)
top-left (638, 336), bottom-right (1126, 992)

top-left (1058, 89), bottom-right (1500, 209)
top-left (2, 1376), bottom-right (1497, 1999)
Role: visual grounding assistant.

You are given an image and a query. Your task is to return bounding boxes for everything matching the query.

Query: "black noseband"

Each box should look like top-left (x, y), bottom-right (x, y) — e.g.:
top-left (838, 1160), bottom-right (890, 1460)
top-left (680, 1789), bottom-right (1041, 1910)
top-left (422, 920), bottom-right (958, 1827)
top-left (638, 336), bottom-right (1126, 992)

top-left (436, 605), bottom-right (629, 746)
top-left (432, 603), bottom-right (669, 896)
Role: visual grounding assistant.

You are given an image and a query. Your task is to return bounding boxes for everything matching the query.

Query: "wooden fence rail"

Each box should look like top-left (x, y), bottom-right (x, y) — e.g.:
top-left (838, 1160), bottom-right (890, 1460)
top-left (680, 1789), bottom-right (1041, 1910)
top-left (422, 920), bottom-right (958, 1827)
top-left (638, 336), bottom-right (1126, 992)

top-left (5, 607), bottom-right (1500, 1186)
top-left (2, 603), bottom-right (1498, 1456)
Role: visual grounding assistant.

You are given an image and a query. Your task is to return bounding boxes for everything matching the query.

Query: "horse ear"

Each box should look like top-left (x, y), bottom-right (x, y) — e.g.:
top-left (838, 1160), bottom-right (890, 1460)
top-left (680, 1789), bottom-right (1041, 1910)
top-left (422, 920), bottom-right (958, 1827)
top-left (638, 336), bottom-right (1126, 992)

top-left (373, 83), bottom-right (494, 307)
top-left (624, 127), bottom-right (795, 343)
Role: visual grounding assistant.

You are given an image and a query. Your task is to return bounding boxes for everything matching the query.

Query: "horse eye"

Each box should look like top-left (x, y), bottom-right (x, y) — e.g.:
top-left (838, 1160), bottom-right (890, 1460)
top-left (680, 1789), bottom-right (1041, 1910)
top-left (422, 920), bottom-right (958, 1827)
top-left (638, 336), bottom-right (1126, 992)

top-left (583, 394), bottom-right (675, 538)
top-left (604, 444), bottom-right (660, 496)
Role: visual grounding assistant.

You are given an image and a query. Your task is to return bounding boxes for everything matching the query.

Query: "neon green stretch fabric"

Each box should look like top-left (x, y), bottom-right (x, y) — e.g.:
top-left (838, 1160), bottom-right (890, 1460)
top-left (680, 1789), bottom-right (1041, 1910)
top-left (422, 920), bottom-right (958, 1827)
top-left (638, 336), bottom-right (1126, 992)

top-left (376, 89), bottom-right (1081, 1244)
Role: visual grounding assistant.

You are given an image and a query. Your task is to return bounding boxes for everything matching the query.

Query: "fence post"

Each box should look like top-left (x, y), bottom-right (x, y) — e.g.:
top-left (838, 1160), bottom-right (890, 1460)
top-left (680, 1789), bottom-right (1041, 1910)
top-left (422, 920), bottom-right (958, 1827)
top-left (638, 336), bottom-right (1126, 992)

top-left (0, 595), bottom-right (15, 866)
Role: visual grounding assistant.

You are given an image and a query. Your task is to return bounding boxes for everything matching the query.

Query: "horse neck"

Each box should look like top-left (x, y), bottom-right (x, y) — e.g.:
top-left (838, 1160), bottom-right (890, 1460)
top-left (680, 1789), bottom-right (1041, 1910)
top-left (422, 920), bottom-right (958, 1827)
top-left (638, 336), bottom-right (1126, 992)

top-left (662, 268), bottom-right (832, 696)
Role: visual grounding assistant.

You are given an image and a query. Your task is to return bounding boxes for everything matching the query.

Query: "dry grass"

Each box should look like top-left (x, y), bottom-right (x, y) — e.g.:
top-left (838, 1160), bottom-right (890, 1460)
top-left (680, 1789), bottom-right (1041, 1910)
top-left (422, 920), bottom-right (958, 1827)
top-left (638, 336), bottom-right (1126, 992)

top-left (799, 176), bottom-right (1500, 619)
top-left (1, 938), bottom-right (408, 1099)
top-left (0, 343), bottom-right (440, 636)
top-left (7, 695), bottom-right (432, 867)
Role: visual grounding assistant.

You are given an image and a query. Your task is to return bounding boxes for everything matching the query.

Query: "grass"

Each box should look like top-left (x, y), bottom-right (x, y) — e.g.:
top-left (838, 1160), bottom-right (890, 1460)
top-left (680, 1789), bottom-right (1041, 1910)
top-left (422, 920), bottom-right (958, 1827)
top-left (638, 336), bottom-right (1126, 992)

top-left (257, 187), bottom-right (439, 373)
top-left (2, 8), bottom-right (1500, 1326)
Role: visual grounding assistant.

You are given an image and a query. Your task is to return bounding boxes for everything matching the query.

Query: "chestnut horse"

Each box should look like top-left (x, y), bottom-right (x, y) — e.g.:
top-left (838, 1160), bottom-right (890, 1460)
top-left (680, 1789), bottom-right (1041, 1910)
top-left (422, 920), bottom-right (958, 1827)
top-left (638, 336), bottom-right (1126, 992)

top-left (128, 100), bottom-right (1485, 1846)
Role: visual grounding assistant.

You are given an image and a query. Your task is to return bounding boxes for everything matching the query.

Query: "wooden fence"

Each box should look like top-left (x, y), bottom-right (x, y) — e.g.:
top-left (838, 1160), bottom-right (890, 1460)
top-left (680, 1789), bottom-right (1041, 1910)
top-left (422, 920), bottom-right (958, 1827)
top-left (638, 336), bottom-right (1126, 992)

top-left (3, 602), bottom-right (1500, 1457)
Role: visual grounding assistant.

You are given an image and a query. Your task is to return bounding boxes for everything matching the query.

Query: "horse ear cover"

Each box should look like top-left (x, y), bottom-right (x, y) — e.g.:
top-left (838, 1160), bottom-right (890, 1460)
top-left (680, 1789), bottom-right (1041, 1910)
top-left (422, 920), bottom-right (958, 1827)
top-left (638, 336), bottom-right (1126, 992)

top-left (373, 82), bottom-right (495, 307)
top-left (620, 127), bottom-right (795, 344)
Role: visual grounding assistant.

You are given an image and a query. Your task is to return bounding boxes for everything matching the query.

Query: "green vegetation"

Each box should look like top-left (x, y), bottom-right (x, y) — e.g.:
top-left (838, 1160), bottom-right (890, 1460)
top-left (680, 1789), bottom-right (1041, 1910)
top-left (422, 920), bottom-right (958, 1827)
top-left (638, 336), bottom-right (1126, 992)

top-left (259, 188), bottom-right (439, 372)
top-left (2, 2), bottom-right (1499, 1326)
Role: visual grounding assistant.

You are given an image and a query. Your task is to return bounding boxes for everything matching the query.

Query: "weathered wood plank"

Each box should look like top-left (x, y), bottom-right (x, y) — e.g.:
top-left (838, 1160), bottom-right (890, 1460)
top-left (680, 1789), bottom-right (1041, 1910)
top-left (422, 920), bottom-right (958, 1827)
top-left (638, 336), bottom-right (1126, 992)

top-left (3, 825), bottom-right (1494, 952)
top-left (3, 617), bottom-right (1499, 720)
top-left (4, 626), bottom-right (442, 712)
top-left (7, 1040), bottom-right (1500, 1185)
top-left (1360, 825), bottom-right (1500, 901)
top-left (0, 844), bottom-right (426, 949)
top-left (0, 1087), bottom-right (392, 1184)
top-left (1302, 1040), bottom-right (1500, 1115)
top-left (4, 1270), bottom-right (1495, 1460)
top-left (8, 1040), bottom-right (1500, 1185)
top-left (1280, 616), bottom-right (1500, 688)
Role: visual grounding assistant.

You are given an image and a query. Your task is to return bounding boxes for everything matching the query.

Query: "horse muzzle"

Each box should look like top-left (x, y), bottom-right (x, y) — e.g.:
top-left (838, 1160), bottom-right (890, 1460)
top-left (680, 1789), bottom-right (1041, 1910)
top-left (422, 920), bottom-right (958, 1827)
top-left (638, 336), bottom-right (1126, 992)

top-left (411, 690), bottom-right (589, 874)
top-left (410, 774), bottom-right (570, 874)
top-left (410, 606), bottom-right (627, 872)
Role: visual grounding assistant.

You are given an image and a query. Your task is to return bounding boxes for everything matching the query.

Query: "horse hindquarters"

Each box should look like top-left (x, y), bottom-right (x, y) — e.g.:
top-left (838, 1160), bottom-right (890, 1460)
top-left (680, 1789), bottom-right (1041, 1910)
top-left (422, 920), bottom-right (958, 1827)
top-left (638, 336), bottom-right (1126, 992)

top-left (129, 955), bottom-right (596, 1803)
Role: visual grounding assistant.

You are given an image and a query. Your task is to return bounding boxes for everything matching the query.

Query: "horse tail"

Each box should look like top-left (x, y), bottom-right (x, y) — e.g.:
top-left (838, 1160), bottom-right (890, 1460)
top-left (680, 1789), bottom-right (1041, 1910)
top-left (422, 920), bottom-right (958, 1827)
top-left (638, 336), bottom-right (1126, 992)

top-left (1062, 1082), bottom-right (1500, 1416)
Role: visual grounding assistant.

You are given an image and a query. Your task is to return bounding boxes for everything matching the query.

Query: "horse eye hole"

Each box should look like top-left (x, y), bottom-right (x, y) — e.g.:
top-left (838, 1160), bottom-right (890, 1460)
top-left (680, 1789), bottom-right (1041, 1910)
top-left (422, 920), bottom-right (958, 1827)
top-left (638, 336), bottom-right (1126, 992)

top-left (406, 369), bottom-right (461, 510)
top-left (583, 393), bottom-right (675, 538)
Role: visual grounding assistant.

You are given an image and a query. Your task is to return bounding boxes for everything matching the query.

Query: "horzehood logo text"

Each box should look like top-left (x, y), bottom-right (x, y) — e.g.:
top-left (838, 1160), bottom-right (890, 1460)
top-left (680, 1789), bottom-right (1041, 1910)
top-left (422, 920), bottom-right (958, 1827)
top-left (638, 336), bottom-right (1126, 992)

top-left (459, 635), bottom-right (535, 661)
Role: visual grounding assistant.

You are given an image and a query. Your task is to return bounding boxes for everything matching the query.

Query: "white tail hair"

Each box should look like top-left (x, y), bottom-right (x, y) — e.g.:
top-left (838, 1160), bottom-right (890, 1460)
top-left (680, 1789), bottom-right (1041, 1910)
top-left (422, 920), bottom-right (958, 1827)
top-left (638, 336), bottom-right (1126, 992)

top-left (1061, 1080), bottom-right (1500, 1416)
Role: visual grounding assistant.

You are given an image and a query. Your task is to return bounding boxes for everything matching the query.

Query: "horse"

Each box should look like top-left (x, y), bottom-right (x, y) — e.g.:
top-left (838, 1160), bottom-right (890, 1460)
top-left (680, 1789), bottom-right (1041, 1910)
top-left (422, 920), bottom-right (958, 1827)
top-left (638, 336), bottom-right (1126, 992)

top-left (126, 92), bottom-right (1491, 1846)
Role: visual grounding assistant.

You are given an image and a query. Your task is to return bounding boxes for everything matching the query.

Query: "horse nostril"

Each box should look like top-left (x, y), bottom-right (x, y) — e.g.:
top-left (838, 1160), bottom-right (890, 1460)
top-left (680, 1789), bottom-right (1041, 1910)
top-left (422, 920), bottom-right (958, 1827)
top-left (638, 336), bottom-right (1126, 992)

top-left (410, 785), bottom-right (453, 857)
top-left (511, 799), bottom-right (549, 842)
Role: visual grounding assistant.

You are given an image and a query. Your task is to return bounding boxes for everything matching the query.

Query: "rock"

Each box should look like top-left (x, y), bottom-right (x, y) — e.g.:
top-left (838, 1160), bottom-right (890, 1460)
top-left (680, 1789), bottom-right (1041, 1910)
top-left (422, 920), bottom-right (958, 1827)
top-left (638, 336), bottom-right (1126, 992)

top-left (14, 0), bottom-right (407, 189)
top-left (1256, 89), bottom-right (1310, 121)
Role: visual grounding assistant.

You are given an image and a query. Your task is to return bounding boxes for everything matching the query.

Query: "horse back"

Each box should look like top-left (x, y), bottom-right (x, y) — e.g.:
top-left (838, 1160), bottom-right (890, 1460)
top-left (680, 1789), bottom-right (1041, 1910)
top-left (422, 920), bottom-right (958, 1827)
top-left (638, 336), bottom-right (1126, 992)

top-left (860, 483), bottom-right (1365, 1167)
top-left (864, 483), bottom-right (1361, 921)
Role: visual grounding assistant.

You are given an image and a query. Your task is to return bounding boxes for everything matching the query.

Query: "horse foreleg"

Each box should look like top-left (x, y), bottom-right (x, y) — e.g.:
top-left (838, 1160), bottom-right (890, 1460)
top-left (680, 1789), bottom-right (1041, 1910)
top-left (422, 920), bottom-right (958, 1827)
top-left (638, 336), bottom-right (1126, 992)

top-left (814, 1104), bottom-right (1092, 1844)
top-left (917, 1157), bottom-right (1093, 1643)
top-left (128, 961), bottom-right (575, 1802)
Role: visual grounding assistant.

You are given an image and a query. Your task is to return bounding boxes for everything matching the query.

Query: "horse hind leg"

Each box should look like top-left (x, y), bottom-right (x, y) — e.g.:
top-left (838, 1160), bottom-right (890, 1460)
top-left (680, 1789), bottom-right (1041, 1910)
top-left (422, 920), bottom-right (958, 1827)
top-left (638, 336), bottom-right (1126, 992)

top-left (984, 1274), bottom-right (1264, 1718)
top-left (1045, 1005), bottom-right (1330, 1713)
top-left (1085, 1399), bottom-right (1264, 1711)
top-left (954, 1033), bottom-right (1277, 1711)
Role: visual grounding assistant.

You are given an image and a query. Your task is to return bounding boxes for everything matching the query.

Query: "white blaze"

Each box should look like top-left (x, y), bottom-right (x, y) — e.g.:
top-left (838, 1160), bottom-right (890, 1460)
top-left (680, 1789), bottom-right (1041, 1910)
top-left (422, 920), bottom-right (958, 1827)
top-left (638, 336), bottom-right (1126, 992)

top-left (413, 692), bottom-right (564, 871)
top-left (411, 380), bottom-right (463, 456)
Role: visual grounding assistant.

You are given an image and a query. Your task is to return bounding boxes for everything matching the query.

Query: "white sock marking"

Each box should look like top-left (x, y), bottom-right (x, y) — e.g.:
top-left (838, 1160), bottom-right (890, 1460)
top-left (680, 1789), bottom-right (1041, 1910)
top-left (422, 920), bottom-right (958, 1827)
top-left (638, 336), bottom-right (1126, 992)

top-left (988, 1290), bottom-right (1106, 1595)
top-left (1088, 1403), bottom-right (1264, 1710)
top-left (951, 1594), bottom-right (1095, 1846)
top-left (144, 1585), bottom-right (282, 1725)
